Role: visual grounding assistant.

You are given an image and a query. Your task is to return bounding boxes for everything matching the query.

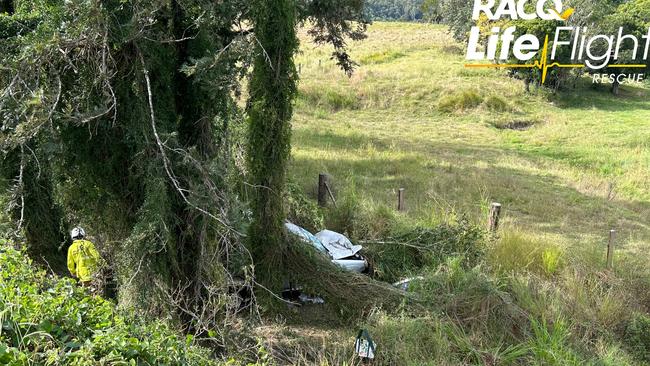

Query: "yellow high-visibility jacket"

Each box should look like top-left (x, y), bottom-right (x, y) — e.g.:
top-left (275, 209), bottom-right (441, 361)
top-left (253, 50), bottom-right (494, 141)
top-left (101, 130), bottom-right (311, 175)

top-left (67, 239), bottom-right (100, 282)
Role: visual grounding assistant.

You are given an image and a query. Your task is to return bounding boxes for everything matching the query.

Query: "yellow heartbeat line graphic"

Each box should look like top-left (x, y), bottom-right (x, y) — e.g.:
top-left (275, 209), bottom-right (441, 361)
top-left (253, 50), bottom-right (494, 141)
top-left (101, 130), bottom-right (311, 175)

top-left (551, 7), bottom-right (575, 21)
top-left (464, 35), bottom-right (647, 84)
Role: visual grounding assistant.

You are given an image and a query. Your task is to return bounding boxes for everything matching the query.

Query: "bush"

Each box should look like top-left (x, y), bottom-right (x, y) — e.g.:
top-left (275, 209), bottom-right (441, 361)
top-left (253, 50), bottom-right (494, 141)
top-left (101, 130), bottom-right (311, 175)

top-left (0, 245), bottom-right (225, 365)
top-left (409, 258), bottom-right (525, 333)
top-left (483, 95), bottom-right (511, 112)
top-left (364, 217), bottom-right (486, 282)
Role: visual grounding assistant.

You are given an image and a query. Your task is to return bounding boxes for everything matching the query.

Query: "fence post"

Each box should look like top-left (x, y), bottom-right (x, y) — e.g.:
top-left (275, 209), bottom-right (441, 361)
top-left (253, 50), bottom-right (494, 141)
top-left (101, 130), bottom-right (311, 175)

top-left (398, 188), bottom-right (405, 212)
top-left (318, 173), bottom-right (330, 207)
top-left (607, 229), bottom-right (616, 270)
top-left (488, 203), bottom-right (502, 233)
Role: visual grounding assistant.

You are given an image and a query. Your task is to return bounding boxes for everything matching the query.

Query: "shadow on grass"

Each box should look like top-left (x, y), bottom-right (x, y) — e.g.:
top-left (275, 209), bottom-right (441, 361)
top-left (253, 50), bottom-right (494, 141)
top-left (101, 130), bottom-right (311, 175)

top-left (290, 130), bottom-right (650, 244)
top-left (548, 80), bottom-right (650, 112)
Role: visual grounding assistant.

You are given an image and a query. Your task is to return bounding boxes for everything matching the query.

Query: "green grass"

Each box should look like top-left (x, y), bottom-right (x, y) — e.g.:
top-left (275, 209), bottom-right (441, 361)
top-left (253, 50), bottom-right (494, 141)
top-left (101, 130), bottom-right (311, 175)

top-left (286, 22), bottom-right (650, 364)
top-left (292, 22), bottom-right (650, 257)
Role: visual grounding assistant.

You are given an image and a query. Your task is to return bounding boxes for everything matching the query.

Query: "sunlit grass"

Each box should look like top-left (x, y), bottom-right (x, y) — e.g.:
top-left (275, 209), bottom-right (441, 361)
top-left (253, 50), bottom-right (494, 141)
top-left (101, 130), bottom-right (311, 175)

top-left (291, 22), bottom-right (650, 257)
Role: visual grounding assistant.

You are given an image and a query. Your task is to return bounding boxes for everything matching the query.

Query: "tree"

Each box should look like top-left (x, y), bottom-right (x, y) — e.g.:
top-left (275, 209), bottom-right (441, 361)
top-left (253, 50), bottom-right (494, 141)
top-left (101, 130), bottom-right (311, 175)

top-left (600, 0), bottom-right (650, 94)
top-left (247, 0), bottom-right (367, 277)
top-left (364, 0), bottom-right (424, 21)
top-left (421, 0), bottom-right (442, 23)
top-left (437, 0), bottom-right (474, 41)
top-left (0, 0), bottom-right (391, 328)
top-left (246, 0), bottom-right (299, 276)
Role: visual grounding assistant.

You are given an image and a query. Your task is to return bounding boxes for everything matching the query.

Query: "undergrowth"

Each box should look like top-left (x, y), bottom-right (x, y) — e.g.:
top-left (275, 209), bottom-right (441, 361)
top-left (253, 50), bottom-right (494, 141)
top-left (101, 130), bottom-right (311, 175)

top-left (0, 244), bottom-right (264, 365)
top-left (286, 184), bottom-right (649, 365)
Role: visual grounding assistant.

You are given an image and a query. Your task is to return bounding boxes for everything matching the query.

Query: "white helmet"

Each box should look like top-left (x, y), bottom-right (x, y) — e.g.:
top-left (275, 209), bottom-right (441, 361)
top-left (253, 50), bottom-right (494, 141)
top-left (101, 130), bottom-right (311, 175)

top-left (71, 227), bottom-right (86, 240)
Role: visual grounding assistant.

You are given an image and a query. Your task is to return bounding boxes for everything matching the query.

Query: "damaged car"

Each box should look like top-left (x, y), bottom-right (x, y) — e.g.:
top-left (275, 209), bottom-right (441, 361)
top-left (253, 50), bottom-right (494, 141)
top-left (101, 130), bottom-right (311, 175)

top-left (285, 222), bottom-right (368, 273)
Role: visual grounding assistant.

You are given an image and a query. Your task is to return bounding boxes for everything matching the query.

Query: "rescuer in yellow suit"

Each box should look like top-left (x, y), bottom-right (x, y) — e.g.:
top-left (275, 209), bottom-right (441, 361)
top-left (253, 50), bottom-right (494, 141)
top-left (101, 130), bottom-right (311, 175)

top-left (67, 227), bottom-right (101, 287)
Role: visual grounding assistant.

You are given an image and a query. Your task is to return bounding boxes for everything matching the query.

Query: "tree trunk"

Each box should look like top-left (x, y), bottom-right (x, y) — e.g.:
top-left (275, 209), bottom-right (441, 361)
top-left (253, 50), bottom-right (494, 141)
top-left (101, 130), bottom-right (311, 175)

top-left (247, 0), bottom-right (299, 279)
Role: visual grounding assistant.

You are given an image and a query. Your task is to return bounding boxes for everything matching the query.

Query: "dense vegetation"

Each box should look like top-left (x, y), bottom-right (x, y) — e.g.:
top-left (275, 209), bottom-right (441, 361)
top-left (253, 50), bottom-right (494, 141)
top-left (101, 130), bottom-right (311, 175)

top-left (364, 0), bottom-right (425, 21)
top-left (0, 244), bottom-right (228, 365)
top-left (2, 0), bottom-right (650, 363)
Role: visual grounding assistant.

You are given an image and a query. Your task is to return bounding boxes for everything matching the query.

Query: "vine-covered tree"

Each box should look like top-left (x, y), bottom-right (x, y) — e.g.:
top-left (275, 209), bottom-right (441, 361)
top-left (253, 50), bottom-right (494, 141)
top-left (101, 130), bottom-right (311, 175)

top-left (0, 0), bottom-right (404, 334)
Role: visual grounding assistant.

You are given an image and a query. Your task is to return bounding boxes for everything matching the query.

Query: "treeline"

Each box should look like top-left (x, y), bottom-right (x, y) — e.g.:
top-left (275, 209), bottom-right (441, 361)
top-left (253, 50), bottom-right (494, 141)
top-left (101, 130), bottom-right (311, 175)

top-left (364, 0), bottom-right (425, 21)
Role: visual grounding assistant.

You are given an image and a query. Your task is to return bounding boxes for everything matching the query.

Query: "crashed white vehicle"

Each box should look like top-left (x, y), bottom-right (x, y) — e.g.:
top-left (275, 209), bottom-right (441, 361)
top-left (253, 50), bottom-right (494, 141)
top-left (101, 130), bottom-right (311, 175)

top-left (285, 222), bottom-right (368, 273)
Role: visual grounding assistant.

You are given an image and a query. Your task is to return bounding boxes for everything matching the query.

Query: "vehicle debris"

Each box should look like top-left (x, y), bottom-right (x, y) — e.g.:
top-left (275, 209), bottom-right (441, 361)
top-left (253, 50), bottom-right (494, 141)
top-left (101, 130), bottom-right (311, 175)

top-left (299, 294), bottom-right (325, 304)
top-left (285, 222), bottom-right (368, 273)
top-left (393, 276), bottom-right (425, 291)
top-left (355, 329), bottom-right (376, 361)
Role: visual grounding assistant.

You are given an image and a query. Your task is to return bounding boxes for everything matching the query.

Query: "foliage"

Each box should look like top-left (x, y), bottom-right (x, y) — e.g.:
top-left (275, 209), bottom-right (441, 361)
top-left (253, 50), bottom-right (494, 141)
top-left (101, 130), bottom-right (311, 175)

top-left (246, 0), bottom-right (299, 283)
top-left (364, 0), bottom-right (424, 21)
top-left (421, 0), bottom-right (442, 23)
top-left (365, 218), bottom-right (486, 282)
top-left (437, 0), bottom-right (474, 41)
top-left (599, 0), bottom-right (650, 86)
top-left (0, 0), bottom-right (370, 325)
top-left (0, 0), bottom-right (252, 319)
top-left (285, 182), bottom-right (324, 233)
top-left (0, 245), bottom-right (222, 365)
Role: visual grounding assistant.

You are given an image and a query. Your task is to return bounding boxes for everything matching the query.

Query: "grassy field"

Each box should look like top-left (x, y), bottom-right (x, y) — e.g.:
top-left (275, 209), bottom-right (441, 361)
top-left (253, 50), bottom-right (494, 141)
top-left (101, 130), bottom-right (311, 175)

top-left (291, 22), bottom-right (650, 258)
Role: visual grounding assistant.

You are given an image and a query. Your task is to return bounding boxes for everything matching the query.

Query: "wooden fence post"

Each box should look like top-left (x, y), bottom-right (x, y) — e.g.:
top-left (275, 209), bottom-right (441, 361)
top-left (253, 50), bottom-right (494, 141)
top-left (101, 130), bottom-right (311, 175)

top-left (607, 229), bottom-right (616, 270)
top-left (397, 188), bottom-right (405, 212)
top-left (318, 173), bottom-right (330, 207)
top-left (488, 203), bottom-right (502, 233)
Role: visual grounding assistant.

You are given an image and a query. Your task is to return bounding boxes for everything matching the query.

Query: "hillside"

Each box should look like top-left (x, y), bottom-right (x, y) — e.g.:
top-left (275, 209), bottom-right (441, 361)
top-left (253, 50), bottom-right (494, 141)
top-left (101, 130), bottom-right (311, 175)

top-left (5, 16), bottom-right (650, 365)
top-left (280, 22), bottom-right (650, 364)
top-left (292, 22), bottom-right (650, 257)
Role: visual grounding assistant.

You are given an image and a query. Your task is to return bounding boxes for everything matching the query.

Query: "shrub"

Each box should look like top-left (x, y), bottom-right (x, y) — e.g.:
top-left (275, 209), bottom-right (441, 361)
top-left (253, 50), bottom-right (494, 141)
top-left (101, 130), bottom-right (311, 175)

top-left (0, 245), bottom-right (225, 365)
top-left (410, 258), bottom-right (526, 334)
top-left (364, 217), bottom-right (486, 282)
